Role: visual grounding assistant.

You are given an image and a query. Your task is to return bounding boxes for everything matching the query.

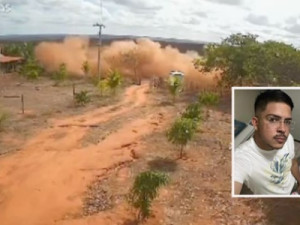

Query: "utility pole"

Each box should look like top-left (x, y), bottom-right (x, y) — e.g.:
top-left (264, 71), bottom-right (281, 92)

top-left (93, 23), bottom-right (105, 82)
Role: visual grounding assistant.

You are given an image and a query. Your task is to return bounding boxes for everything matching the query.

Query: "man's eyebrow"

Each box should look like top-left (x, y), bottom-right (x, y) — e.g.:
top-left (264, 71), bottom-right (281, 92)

top-left (266, 114), bottom-right (292, 120)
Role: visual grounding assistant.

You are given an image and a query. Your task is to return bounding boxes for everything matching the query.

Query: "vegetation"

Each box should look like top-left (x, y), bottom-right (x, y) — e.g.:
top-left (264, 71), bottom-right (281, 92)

top-left (198, 91), bottom-right (219, 106)
top-left (97, 79), bottom-right (109, 95)
top-left (167, 117), bottom-right (196, 158)
top-left (197, 33), bottom-right (300, 87)
top-left (74, 90), bottom-right (90, 106)
top-left (54, 63), bottom-right (68, 83)
top-left (106, 69), bottom-right (122, 95)
top-left (82, 60), bottom-right (90, 77)
top-left (121, 47), bottom-right (145, 85)
top-left (168, 76), bottom-right (183, 103)
top-left (20, 59), bottom-right (43, 80)
top-left (0, 110), bottom-right (8, 131)
top-left (128, 171), bottom-right (169, 222)
top-left (181, 102), bottom-right (203, 124)
top-left (2, 42), bottom-right (35, 61)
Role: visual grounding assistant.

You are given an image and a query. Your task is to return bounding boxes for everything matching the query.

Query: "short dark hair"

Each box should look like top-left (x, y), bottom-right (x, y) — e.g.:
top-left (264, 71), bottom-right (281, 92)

top-left (254, 90), bottom-right (294, 115)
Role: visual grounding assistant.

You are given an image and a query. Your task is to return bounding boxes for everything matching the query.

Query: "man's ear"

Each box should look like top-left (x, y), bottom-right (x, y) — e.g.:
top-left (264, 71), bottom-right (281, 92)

top-left (252, 116), bottom-right (259, 130)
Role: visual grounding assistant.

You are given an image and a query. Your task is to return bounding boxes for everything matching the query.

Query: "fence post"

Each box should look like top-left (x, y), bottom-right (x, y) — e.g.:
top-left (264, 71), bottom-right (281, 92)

top-left (21, 94), bottom-right (24, 114)
top-left (73, 83), bottom-right (75, 98)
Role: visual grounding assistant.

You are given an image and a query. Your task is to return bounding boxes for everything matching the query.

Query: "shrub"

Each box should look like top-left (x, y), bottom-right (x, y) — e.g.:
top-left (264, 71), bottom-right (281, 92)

top-left (74, 90), bottom-right (90, 106)
top-left (167, 117), bottom-right (196, 158)
top-left (198, 91), bottom-right (219, 106)
top-left (168, 76), bottom-right (183, 102)
top-left (106, 69), bottom-right (122, 95)
top-left (54, 63), bottom-right (68, 82)
top-left (181, 102), bottom-right (203, 123)
top-left (20, 59), bottom-right (43, 80)
top-left (128, 171), bottom-right (169, 222)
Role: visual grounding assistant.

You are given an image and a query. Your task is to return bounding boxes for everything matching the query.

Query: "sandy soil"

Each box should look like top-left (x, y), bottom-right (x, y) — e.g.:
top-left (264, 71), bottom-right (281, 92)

top-left (1, 74), bottom-right (300, 225)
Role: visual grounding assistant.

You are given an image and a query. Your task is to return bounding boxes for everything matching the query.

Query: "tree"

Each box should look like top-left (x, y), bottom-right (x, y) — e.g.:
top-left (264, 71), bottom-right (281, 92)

top-left (262, 41), bottom-right (300, 85)
top-left (81, 60), bottom-right (90, 77)
top-left (128, 171), bottom-right (169, 222)
top-left (2, 42), bottom-right (35, 61)
top-left (168, 76), bottom-right (183, 103)
top-left (181, 102), bottom-right (203, 125)
top-left (198, 32), bottom-right (300, 87)
top-left (106, 69), bottom-right (122, 95)
top-left (167, 117), bottom-right (196, 158)
top-left (121, 47), bottom-right (143, 85)
top-left (198, 33), bottom-right (271, 87)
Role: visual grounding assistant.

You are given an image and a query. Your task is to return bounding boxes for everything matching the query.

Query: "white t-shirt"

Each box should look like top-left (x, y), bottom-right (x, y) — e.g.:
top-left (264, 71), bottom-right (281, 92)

top-left (234, 134), bottom-right (296, 195)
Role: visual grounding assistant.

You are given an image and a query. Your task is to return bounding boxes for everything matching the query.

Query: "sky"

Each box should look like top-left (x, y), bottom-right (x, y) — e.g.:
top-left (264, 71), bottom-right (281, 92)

top-left (1, 0), bottom-right (300, 46)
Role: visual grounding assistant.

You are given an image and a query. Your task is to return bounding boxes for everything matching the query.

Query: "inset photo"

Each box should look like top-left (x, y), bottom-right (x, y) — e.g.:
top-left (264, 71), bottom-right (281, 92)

top-left (232, 87), bottom-right (300, 197)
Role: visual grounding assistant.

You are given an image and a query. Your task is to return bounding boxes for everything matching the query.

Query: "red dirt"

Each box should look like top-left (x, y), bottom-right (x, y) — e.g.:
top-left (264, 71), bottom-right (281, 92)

top-left (0, 83), bottom-right (164, 225)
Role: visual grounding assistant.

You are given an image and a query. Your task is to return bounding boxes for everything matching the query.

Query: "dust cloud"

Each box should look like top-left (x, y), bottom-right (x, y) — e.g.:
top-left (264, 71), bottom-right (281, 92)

top-left (35, 36), bottom-right (217, 91)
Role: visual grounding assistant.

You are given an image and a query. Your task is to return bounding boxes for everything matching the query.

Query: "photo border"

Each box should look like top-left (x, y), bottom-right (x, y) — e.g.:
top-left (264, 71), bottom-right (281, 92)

top-left (232, 86), bottom-right (300, 198)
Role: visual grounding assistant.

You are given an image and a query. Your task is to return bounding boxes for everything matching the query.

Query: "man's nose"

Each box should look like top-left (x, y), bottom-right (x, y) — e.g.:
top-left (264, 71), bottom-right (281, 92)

top-left (277, 121), bottom-right (287, 132)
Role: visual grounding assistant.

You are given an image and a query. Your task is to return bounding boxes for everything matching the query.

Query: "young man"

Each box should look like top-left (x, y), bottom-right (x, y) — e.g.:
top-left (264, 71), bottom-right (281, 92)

top-left (234, 90), bottom-right (300, 195)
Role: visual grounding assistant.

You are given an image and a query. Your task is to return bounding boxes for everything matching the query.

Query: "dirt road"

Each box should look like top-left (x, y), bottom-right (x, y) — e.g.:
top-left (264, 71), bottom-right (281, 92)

top-left (0, 83), bottom-right (170, 225)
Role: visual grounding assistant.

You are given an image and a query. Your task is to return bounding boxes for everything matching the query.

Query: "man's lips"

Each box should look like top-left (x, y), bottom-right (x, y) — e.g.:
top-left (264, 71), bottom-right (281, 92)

top-left (274, 136), bottom-right (287, 143)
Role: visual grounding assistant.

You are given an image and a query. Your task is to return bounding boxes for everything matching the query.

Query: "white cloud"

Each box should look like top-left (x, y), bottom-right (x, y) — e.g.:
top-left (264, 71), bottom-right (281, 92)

top-left (1, 0), bottom-right (300, 47)
top-left (246, 14), bottom-right (270, 26)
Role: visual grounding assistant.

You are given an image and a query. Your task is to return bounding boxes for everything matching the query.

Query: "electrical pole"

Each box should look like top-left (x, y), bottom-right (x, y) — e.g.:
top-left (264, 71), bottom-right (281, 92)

top-left (93, 23), bottom-right (105, 82)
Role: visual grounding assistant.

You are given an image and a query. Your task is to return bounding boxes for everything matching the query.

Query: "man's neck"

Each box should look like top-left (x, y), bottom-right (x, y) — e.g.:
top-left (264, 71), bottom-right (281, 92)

top-left (253, 133), bottom-right (275, 151)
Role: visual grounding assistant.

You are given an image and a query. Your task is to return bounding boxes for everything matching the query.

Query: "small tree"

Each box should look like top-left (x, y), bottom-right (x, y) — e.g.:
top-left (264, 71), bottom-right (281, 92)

top-left (168, 76), bottom-right (183, 103)
top-left (128, 171), bottom-right (169, 222)
top-left (181, 102), bottom-right (203, 126)
top-left (82, 60), bottom-right (90, 77)
top-left (97, 79), bottom-right (109, 96)
top-left (106, 69), bottom-right (122, 95)
top-left (54, 63), bottom-right (67, 83)
top-left (167, 117), bottom-right (196, 158)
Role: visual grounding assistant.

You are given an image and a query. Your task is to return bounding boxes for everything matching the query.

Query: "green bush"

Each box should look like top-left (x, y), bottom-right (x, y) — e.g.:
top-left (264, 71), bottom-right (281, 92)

top-left (198, 91), bottom-right (219, 106)
top-left (20, 59), bottom-right (43, 80)
top-left (128, 171), bottom-right (169, 222)
top-left (181, 102), bottom-right (203, 123)
top-left (168, 76), bottom-right (183, 102)
top-left (167, 117), bottom-right (196, 158)
top-left (54, 63), bottom-right (68, 82)
top-left (106, 69), bottom-right (122, 95)
top-left (198, 33), bottom-right (300, 86)
top-left (74, 90), bottom-right (90, 106)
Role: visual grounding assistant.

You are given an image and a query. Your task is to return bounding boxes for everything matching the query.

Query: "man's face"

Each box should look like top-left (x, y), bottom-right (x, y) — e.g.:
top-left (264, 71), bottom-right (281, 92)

top-left (252, 102), bottom-right (292, 150)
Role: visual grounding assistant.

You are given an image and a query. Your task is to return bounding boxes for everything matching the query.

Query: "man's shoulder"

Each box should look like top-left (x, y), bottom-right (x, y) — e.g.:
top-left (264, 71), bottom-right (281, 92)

top-left (235, 138), bottom-right (254, 152)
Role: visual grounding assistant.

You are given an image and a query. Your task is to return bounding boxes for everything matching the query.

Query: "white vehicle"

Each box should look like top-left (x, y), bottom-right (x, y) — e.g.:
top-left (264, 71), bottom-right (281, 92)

top-left (169, 70), bottom-right (184, 78)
